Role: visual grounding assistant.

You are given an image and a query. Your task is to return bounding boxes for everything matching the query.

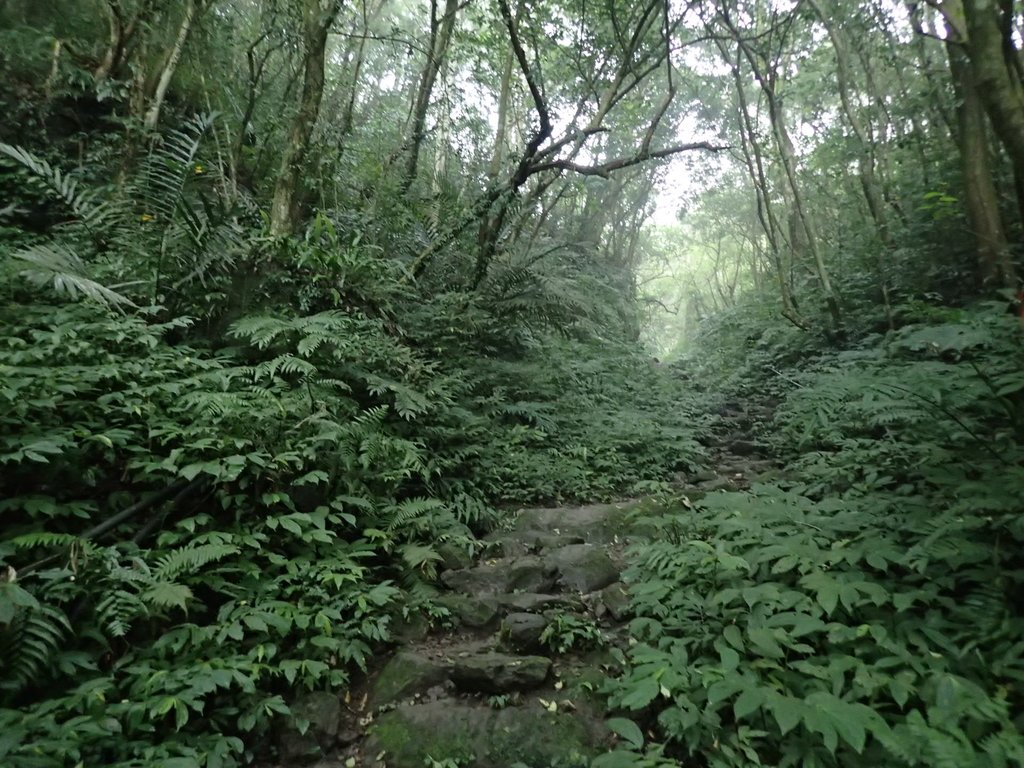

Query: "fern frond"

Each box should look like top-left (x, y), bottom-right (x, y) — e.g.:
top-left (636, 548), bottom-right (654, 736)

top-left (0, 143), bottom-right (106, 227)
top-left (7, 244), bottom-right (135, 308)
top-left (140, 581), bottom-right (193, 611)
top-left (132, 114), bottom-right (214, 225)
top-left (0, 601), bottom-right (70, 692)
top-left (96, 589), bottom-right (145, 638)
top-left (152, 543), bottom-right (238, 581)
top-left (385, 497), bottom-right (447, 533)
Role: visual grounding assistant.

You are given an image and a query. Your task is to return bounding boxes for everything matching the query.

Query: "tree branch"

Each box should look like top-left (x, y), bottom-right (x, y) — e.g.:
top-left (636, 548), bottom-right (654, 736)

top-left (529, 141), bottom-right (730, 179)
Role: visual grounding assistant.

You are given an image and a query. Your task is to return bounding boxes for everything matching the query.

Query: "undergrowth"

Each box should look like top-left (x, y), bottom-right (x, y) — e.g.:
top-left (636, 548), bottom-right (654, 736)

top-left (602, 303), bottom-right (1024, 767)
top-left (0, 128), bottom-right (703, 766)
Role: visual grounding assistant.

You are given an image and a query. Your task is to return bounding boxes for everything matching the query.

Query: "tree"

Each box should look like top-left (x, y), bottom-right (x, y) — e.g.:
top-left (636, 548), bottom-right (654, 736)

top-left (269, 0), bottom-right (343, 236)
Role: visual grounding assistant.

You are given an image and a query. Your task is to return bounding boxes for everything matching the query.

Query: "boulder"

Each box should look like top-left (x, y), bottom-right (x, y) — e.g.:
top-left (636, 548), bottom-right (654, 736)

top-left (599, 582), bottom-right (632, 622)
top-left (371, 651), bottom-right (451, 708)
top-left (441, 556), bottom-right (557, 596)
top-left (437, 541), bottom-right (475, 571)
top-left (501, 612), bottom-right (549, 652)
top-left (545, 544), bottom-right (619, 593)
top-left (451, 652), bottom-right (551, 693)
top-left (493, 592), bottom-right (582, 613)
top-left (514, 504), bottom-right (628, 543)
top-left (436, 594), bottom-right (500, 628)
top-left (727, 439), bottom-right (761, 456)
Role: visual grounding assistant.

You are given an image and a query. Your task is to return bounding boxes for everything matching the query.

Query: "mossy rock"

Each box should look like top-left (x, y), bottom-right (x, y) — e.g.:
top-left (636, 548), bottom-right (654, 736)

top-left (367, 701), bottom-right (600, 768)
top-left (371, 651), bottom-right (450, 707)
top-left (436, 594), bottom-right (500, 628)
top-left (545, 544), bottom-right (619, 593)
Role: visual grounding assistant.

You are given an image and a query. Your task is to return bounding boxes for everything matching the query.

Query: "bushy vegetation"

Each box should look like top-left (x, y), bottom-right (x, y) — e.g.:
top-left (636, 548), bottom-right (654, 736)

top-left (0, 123), bottom-right (700, 768)
top-left (3, 0), bottom-right (1024, 766)
top-left (600, 303), bottom-right (1024, 767)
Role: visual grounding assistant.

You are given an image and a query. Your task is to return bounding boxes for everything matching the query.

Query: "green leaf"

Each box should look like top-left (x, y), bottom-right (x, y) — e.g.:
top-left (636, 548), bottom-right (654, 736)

top-left (768, 695), bottom-right (803, 735)
top-left (620, 676), bottom-right (660, 710)
top-left (747, 627), bottom-right (784, 659)
top-left (722, 624), bottom-right (744, 650)
top-left (707, 678), bottom-right (743, 706)
top-left (606, 717), bottom-right (644, 750)
top-left (591, 750), bottom-right (643, 768)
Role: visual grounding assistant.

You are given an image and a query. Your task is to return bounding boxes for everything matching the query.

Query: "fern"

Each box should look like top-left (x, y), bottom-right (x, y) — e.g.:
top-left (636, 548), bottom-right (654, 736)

top-left (7, 244), bottom-right (134, 308)
top-left (152, 544), bottom-right (239, 581)
top-left (0, 601), bottom-right (70, 693)
top-left (0, 143), bottom-right (106, 228)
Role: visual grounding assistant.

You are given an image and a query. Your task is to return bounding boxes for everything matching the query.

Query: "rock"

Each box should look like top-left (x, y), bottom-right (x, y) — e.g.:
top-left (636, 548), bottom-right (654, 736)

top-left (485, 534), bottom-right (531, 558)
top-left (277, 691), bottom-right (341, 762)
top-left (451, 653), bottom-right (551, 693)
top-left (527, 532), bottom-right (587, 551)
top-left (545, 544), bottom-right (619, 593)
top-left (437, 541), bottom-right (475, 571)
top-left (514, 503), bottom-right (635, 543)
top-left (390, 609), bottom-right (431, 642)
top-left (493, 592), bottom-right (582, 613)
top-left (501, 612), bottom-right (549, 652)
top-left (372, 651), bottom-right (451, 707)
top-left (367, 700), bottom-right (601, 768)
top-left (699, 477), bottom-right (740, 493)
top-left (599, 582), bottom-right (632, 622)
top-left (436, 594), bottom-right (500, 628)
top-left (441, 556), bottom-right (557, 596)
top-left (727, 439), bottom-right (761, 456)
top-left (689, 467), bottom-right (719, 482)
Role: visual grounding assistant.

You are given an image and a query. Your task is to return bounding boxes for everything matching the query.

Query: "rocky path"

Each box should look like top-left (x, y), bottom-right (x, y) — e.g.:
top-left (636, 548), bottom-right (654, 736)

top-left (274, 401), bottom-right (779, 768)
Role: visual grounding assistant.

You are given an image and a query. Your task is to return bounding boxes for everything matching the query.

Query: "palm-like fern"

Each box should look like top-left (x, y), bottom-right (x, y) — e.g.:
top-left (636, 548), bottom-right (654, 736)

top-left (1, 114), bottom-right (242, 307)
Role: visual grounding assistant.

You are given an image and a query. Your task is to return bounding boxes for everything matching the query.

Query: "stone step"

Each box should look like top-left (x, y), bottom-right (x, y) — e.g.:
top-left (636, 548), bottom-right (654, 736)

top-left (441, 545), bottom-right (620, 600)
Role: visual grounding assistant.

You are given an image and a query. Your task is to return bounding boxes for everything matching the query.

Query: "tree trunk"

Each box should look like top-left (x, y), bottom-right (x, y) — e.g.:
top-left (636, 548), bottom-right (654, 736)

top-left (808, 0), bottom-right (893, 326)
top-left (723, 40), bottom-right (803, 328)
top-left (487, 43), bottom-right (515, 182)
top-left (143, 0), bottom-right (199, 130)
top-left (962, 0), bottom-right (1024, 228)
top-left (947, 35), bottom-right (1016, 286)
top-left (269, 0), bottom-right (343, 237)
top-left (726, 29), bottom-right (839, 330)
top-left (401, 0), bottom-right (461, 193)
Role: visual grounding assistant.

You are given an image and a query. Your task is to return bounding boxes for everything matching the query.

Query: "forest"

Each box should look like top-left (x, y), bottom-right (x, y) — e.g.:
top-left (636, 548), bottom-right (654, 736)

top-left (1, 0), bottom-right (1023, 766)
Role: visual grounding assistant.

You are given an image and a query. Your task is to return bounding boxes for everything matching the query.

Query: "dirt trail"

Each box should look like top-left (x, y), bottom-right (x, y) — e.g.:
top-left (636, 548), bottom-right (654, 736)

top-left (272, 402), bottom-right (779, 768)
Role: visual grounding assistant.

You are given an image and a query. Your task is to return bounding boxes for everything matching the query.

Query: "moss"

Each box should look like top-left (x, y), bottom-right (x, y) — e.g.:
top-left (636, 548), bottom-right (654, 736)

top-left (371, 651), bottom-right (448, 707)
top-left (367, 702), bottom-right (601, 768)
top-left (368, 707), bottom-right (477, 766)
top-left (487, 708), bottom-right (594, 767)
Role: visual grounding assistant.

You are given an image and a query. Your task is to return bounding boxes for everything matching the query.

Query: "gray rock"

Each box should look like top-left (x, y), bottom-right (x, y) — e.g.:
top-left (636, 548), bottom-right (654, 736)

top-left (699, 477), bottom-right (740, 493)
top-left (727, 439), bottom-right (761, 456)
top-left (493, 592), bottom-right (582, 613)
top-left (436, 594), bottom-right (500, 628)
top-left (545, 544), bottom-right (620, 593)
top-left (599, 582), bottom-right (632, 621)
top-left (514, 503), bottom-right (630, 543)
top-left (277, 691), bottom-right (341, 762)
top-left (441, 556), bottom-right (557, 596)
top-left (530, 532), bottom-right (587, 551)
top-left (485, 534), bottom-right (531, 558)
top-left (437, 541), bottom-right (475, 571)
top-left (371, 651), bottom-right (451, 707)
top-left (390, 609), bottom-right (431, 642)
top-left (451, 653), bottom-right (551, 693)
top-left (689, 467), bottom-right (719, 482)
top-left (501, 612), bottom-right (549, 652)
